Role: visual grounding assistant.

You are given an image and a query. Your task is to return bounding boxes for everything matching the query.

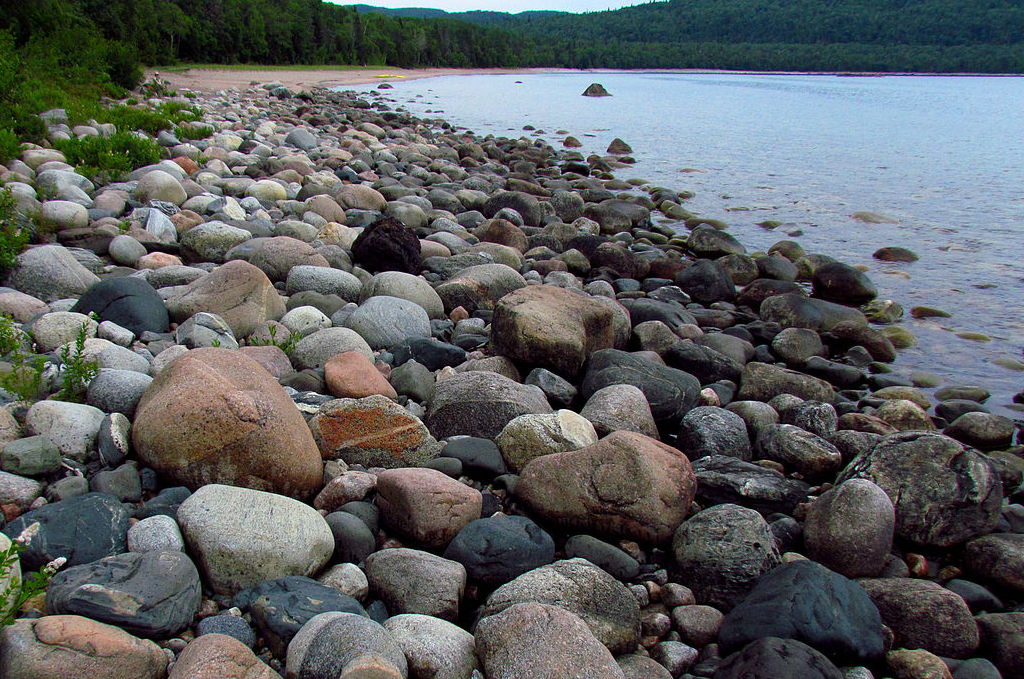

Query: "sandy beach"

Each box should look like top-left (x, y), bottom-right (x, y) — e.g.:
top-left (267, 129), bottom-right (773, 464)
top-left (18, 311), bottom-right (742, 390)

top-left (151, 66), bottom-right (553, 93)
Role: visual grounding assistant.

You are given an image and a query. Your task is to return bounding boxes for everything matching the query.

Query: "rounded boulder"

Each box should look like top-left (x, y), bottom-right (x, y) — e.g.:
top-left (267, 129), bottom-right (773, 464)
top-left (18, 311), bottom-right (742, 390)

top-left (132, 347), bottom-right (323, 499)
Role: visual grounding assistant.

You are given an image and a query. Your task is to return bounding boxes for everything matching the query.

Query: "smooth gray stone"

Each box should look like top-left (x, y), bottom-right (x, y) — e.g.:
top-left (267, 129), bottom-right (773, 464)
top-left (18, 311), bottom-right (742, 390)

top-left (46, 550), bottom-right (201, 638)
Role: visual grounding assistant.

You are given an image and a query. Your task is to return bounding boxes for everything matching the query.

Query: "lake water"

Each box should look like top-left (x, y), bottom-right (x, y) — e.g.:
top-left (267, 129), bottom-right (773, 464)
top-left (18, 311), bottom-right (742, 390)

top-left (342, 72), bottom-right (1024, 416)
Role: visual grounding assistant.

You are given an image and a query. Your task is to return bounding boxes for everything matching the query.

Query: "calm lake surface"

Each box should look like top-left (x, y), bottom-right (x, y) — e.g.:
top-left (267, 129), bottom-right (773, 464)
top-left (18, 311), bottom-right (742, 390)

top-left (343, 72), bottom-right (1024, 415)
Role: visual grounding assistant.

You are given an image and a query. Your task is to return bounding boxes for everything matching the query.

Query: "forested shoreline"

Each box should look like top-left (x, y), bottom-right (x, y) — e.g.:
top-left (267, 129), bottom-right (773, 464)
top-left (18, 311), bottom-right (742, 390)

top-left (1, 0), bottom-right (1023, 152)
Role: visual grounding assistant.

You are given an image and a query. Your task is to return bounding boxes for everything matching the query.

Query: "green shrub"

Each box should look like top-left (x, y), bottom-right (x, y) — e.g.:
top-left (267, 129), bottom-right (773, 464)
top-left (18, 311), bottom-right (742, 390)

top-left (56, 320), bottom-right (98, 403)
top-left (0, 314), bottom-right (46, 403)
top-left (2, 522), bottom-right (67, 626)
top-left (175, 123), bottom-right (213, 141)
top-left (159, 102), bottom-right (203, 122)
top-left (248, 324), bottom-right (302, 356)
top-left (104, 41), bottom-right (142, 91)
top-left (99, 105), bottom-right (172, 137)
top-left (0, 129), bottom-right (20, 164)
top-left (54, 131), bottom-right (162, 182)
top-left (0, 187), bottom-right (29, 277)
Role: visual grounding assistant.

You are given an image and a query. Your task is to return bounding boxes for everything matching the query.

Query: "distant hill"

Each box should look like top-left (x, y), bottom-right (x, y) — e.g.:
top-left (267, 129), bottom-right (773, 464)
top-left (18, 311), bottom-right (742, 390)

top-left (346, 0), bottom-right (1024, 72)
top-left (352, 5), bottom-right (567, 24)
top-left (351, 4), bottom-right (450, 18)
top-left (7, 0), bottom-right (1020, 75)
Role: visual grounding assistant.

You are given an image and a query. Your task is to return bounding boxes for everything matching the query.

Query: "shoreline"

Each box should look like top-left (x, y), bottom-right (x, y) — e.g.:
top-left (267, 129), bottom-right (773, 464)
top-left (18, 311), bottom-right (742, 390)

top-left (152, 66), bottom-right (1024, 94)
top-left (0, 71), bottom-right (1020, 677)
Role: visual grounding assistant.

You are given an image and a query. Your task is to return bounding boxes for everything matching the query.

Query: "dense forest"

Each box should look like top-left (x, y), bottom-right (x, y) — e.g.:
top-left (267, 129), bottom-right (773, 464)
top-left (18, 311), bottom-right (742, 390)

top-left (1, 0), bottom-right (1023, 151)
top-left (360, 0), bottom-right (1024, 72)
top-left (1, 0), bottom-right (526, 68)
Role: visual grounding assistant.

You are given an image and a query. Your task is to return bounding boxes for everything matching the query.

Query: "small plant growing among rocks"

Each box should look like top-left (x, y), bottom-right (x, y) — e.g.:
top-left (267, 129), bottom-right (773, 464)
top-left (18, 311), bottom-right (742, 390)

top-left (0, 314), bottom-right (46, 403)
top-left (54, 131), bottom-right (162, 183)
top-left (56, 320), bottom-right (99, 403)
top-left (0, 186), bottom-right (29, 277)
top-left (1, 522), bottom-right (66, 625)
top-left (249, 323), bottom-right (301, 356)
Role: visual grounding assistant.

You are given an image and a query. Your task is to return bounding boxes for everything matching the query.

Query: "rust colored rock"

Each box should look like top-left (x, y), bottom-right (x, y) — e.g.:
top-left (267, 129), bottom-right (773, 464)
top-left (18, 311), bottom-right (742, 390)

top-left (490, 285), bottom-right (616, 377)
top-left (376, 467), bottom-right (482, 549)
top-left (133, 347), bottom-right (323, 500)
top-left (515, 430), bottom-right (697, 543)
top-left (171, 156), bottom-right (199, 175)
top-left (324, 351), bottom-right (398, 399)
top-left (310, 395), bottom-right (440, 468)
top-left (165, 260), bottom-right (285, 338)
top-left (170, 633), bottom-right (281, 679)
top-left (0, 615), bottom-right (167, 679)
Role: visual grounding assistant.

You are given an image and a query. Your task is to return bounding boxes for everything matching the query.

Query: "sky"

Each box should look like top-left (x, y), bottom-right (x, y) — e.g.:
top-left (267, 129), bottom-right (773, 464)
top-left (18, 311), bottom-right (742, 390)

top-left (331, 1), bottom-right (644, 13)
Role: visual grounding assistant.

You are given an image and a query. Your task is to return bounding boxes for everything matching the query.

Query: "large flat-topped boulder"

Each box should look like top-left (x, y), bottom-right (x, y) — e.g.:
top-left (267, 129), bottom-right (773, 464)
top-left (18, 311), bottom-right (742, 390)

top-left (133, 347), bottom-right (323, 499)
top-left (490, 285), bottom-right (616, 377)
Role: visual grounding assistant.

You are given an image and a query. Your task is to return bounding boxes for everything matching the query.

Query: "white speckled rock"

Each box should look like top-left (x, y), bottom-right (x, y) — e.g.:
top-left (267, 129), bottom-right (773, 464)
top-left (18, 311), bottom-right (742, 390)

top-left (285, 265), bottom-right (362, 301)
top-left (361, 271), bottom-right (445, 319)
top-left (495, 409), bottom-right (598, 473)
top-left (176, 484), bottom-right (334, 595)
top-left (26, 400), bottom-right (105, 462)
top-left (384, 613), bottom-right (479, 679)
top-left (475, 602), bottom-right (625, 679)
top-left (30, 311), bottom-right (98, 353)
top-left (39, 200), bottom-right (88, 230)
top-left (127, 515), bottom-right (185, 553)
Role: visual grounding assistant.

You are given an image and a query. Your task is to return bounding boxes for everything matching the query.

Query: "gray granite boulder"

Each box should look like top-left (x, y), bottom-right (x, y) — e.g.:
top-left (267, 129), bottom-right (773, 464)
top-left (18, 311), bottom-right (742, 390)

top-left (858, 578), bottom-right (979, 658)
top-left (343, 295), bottom-right (431, 350)
top-left (286, 612), bottom-right (407, 679)
top-left (677, 406), bottom-right (751, 460)
top-left (719, 560), bottom-right (884, 663)
top-left (383, 614), bottom-right (479, 679)
top-left (426, 370), bottom-right (552, 440)
top-left (176, 484), bottom-right (334, 595)
top-left (365, 548), bottom-right (466, 621)
top-left (475, 602), bottom-right (625, 679)
top-left (477, 558), bottom-right (640, 655)
top-left (671, 503), bottom-right (782, 611)
top-left (836, 431), bottom-right (1002, 547)
top-left (803, 478), bottom-right (894, 578)
top-left (5, 244), bottom-right (99, 303)
top-left (46, 550), bottom-right (201, 638)
top-left (1, 492), bottom-right (129, 570)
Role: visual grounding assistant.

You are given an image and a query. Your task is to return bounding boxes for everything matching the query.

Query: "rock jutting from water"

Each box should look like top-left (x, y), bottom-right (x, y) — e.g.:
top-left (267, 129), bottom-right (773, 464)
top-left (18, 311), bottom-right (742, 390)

top-left (0, 77), bottom-right (1020, 679)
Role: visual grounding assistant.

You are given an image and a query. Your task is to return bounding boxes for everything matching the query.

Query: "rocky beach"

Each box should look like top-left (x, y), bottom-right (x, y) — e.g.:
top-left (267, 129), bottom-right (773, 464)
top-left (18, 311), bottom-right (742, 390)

top-left (0, 72), bottom-right (1021, 679)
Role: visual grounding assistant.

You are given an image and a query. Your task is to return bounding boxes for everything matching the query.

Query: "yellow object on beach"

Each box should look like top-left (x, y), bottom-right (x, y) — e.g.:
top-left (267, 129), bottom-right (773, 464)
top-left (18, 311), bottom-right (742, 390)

top-left (374, 74), bottom-right (406, 78)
